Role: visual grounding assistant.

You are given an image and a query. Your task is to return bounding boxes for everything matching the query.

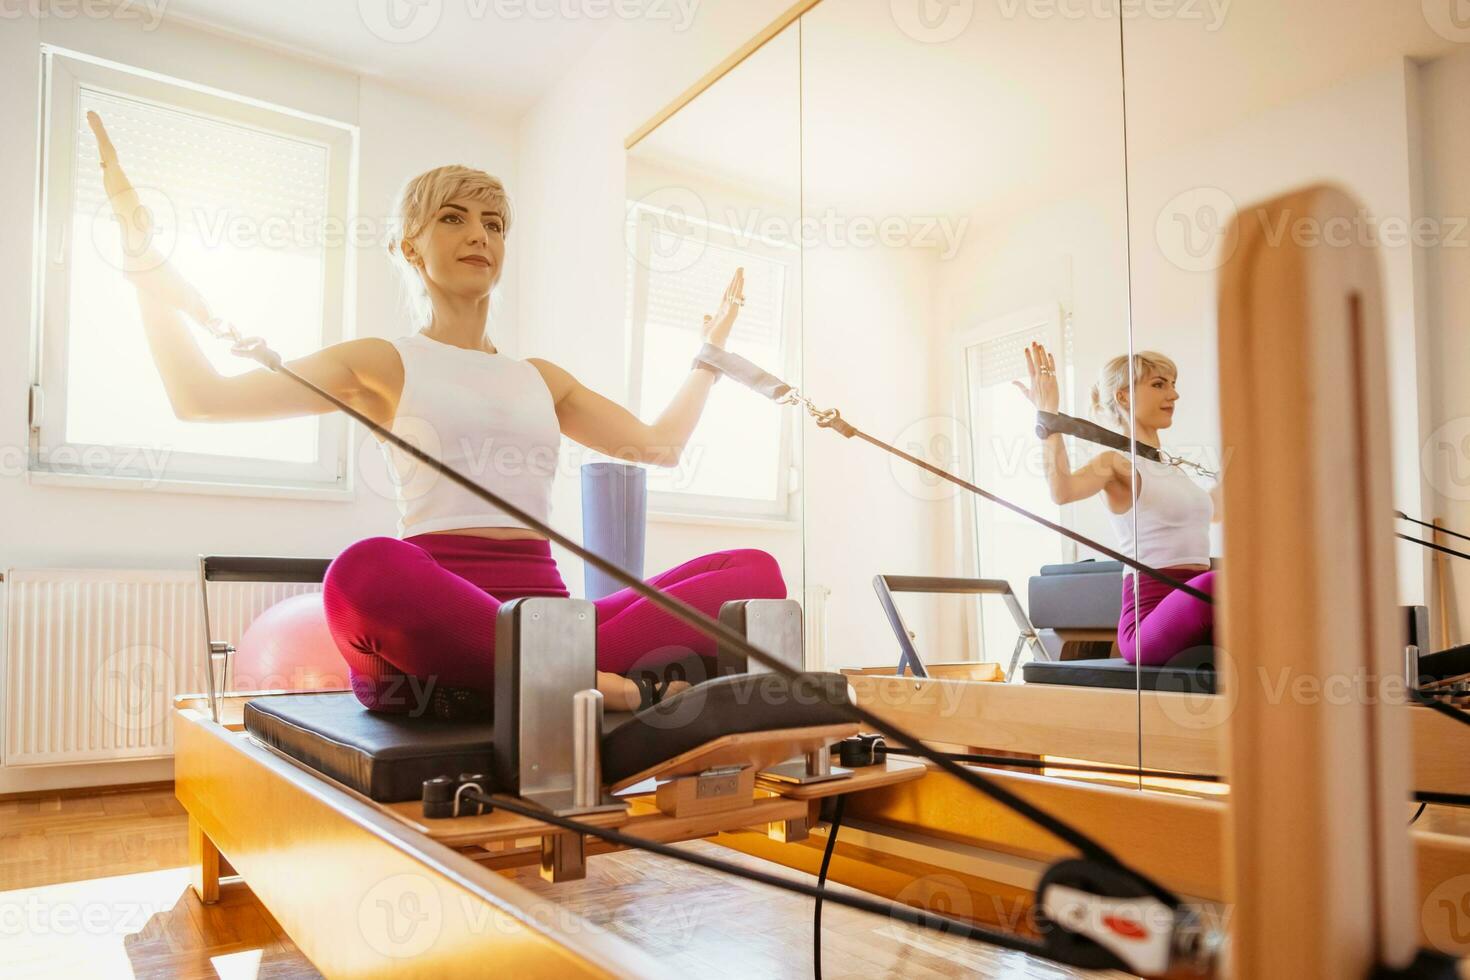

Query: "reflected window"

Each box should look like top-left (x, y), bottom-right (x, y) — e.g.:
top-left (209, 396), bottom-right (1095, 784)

top-left (624, 202), bottom-right (798, 520)
top-left (961, 307), bottom-right (1074, 663)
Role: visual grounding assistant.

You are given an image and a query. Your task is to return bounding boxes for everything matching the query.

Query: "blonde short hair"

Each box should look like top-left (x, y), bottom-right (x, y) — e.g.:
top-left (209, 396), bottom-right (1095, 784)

top-left (387, 164), bottom-right (514, 327)
top-left (1089, 351), bottom-right (1178, 429)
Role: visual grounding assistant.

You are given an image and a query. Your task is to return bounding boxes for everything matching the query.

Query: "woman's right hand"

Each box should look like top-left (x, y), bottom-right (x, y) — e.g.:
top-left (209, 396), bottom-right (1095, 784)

top-left (87, 111), bottom-right (212, 324)
top-left (1013, 341), bottom-right (1060, 415)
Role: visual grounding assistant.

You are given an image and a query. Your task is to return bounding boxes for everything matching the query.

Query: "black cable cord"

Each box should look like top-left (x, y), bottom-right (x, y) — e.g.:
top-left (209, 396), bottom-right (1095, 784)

top-left (217, 339), bottom-right (1181, 909)
top-left (1397, 511), bottom-right (1470, 544)
top-left (813, 795), bottom-right (846, 980)
top-left (1396, 532), bottom-right (1470, 564)
top-left (843, 427), bottom-right (1212, 605)
top-left (1035, 419), bottom-right (1470, 567)
top-left (688, 347), bottom-right (1212, 605)
top-left (1414, 791), bottom-right (1470, 808)
top-left (895, 750), bottom-right (1222, 784)
top-left (463, 788), bottom-right (1050, 958)
top-left (1409, 802), bottom-right (1427, 825)
top-left (1408, 689), bottom-right (1470, 730)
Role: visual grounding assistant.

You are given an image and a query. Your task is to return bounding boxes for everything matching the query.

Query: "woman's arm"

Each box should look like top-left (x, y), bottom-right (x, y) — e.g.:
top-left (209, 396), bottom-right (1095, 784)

top-left (1038, 435), bottom-right (1130, 506)
top-left (533, 268), bottom-right (745, 466)
top-left (90, 111), bottom-right (370, 423)
top-left (1014, 342), bottom-right (1132, 507)
top-left (532, 357), bottom-right (715, 466)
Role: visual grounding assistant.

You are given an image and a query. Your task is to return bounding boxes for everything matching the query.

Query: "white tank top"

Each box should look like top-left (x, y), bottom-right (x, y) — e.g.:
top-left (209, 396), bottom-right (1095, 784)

top-left (1106, 456), bottom-right (1213, 569)
top-left (378, 333), bottom-right (561, 538)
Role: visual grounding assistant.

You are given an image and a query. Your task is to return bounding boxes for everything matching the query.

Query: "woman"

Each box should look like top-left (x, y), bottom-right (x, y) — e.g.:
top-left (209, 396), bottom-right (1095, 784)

top-left (89, 112), bottom-right (784, 716)
top-left (1014, 342), bottom-right (1220, 667)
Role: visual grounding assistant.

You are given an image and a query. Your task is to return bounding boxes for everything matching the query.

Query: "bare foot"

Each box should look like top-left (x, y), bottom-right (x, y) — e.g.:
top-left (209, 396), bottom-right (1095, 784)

top-left (595, 671), bottom-right (691, 712)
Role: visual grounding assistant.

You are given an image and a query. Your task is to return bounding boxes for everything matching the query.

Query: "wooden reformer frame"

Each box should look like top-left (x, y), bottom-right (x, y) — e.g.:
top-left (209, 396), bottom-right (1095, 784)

top-left (173, 186), bottom-right (1470, 976)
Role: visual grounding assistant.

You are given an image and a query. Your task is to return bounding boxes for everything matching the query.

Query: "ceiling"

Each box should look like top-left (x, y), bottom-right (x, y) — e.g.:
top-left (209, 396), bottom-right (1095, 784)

top-left (628, 0), bottom-right (1463, 223)
top-left (160, 0), bottom-right (612, 120)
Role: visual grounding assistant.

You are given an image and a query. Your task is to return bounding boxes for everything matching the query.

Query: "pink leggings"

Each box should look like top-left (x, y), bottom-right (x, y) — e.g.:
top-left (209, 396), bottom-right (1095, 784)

top-left (321, 533), bottom-right (786, 714)
top-left (1117, 568), bottom-right (1217, 667)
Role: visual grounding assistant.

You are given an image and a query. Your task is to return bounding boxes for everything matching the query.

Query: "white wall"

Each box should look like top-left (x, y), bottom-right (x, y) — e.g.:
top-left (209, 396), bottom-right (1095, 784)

top-left (0, 11), bottom-right (517, 793)
top-left (1420, 48), bottom-right (1470, 646)
top-left (800, 240), bottom-right (945, 668)
top-left (512, 3), bottom-right (806, 607)
top-left (1122, 57), bottom-right (1434, 607)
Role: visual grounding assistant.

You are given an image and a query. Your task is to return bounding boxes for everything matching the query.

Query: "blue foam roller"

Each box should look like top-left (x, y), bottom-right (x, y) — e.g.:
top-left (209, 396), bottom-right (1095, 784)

top-left (580, 462), bottom-right (647, 599)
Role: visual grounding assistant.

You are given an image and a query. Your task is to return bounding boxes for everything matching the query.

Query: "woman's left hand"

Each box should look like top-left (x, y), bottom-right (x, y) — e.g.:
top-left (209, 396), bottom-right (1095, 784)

top-left (700, 267), bottom-right (744, 349)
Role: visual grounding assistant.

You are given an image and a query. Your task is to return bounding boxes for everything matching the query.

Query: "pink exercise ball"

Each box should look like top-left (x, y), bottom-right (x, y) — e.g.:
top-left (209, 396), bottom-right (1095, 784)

top-left (232, 592), bottom-right (349, 692)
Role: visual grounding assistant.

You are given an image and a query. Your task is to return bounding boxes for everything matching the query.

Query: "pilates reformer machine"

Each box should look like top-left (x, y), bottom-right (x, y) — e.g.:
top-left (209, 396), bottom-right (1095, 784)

top-left (173, 186), bottom-right (1470, 977)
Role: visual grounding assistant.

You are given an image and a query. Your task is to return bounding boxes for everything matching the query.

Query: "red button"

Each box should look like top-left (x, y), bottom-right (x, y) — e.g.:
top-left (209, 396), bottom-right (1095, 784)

top-left (1103, 915), bottom-right (1148, 940)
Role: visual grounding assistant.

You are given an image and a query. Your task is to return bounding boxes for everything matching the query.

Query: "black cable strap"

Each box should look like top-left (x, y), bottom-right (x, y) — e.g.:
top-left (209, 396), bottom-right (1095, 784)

top-left (203, 322), bottom-right (1179, 908)
top-left (466, 789), bottom-right (1045, 957)
top-left (847, 428), bottom-right (1212, 603)
top-left (1396, 533), bottom-right (1470, 564)
top-left (1396, 511), bottom-right (1470, 545)
top-left (690, 347), bottom-right (1211, 605)
top-left (1408, 689), bottom-right (1470, 730)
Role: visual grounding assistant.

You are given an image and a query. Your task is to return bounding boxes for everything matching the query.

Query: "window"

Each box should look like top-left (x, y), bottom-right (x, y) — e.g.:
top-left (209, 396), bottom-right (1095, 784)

top-left (624, 202), bottom-right (799, 520)
top-left (31, 47), bottom-right (357, 498)
top-left (957, 305), bottom-right (1072, 663)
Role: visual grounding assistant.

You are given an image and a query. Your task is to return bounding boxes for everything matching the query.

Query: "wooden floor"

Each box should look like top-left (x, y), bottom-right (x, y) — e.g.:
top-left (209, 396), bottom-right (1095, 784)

top-left (503, 839), bottom-right (1130, 980)
top-left (0, 783), bottom-right (1143, 979)
top-left (0, 786), bottom-right (313, 978)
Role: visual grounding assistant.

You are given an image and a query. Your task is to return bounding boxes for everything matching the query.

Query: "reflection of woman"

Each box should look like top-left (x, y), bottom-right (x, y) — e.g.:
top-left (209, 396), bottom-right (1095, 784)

top-left (90, 111), bottom-right (784, 715)
top-left (1016, 343), bottom-right (1220, 666)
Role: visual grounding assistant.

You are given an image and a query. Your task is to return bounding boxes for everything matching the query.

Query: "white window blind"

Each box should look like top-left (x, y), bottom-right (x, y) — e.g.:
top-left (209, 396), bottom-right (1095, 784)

top-left (626, 206), bottom-right (798, 518)
top-left (35, 49), bottom-right (356, 496)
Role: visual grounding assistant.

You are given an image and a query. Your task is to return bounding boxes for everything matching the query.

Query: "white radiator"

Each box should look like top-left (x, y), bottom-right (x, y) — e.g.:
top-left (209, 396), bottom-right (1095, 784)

top-left (3, 568), bottom-right (320, 767)
top-left (803, 583), bottom-right (831, 669)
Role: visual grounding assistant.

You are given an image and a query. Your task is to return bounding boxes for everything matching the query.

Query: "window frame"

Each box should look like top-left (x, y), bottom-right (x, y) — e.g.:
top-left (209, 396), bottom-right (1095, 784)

top-left (953, 302), bottom-right (1074, 662)
top-left (624, 201), bottom-right (801, 523)
top-left (30, 45), bottom-right (360, 501)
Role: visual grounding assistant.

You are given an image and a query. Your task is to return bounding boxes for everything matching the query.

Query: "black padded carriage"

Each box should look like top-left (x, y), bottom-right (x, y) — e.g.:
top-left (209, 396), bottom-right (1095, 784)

top-left (600, 672), bottom-right (852, 786)
top-left (245, 693), bottom-right (499, 803)
top-left (1021, 656), bottom-right (1219, 694)
top-left (244, 671), bottom-right (854, 803)
top-left (1022, 559), bottom-right (1222, 692)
